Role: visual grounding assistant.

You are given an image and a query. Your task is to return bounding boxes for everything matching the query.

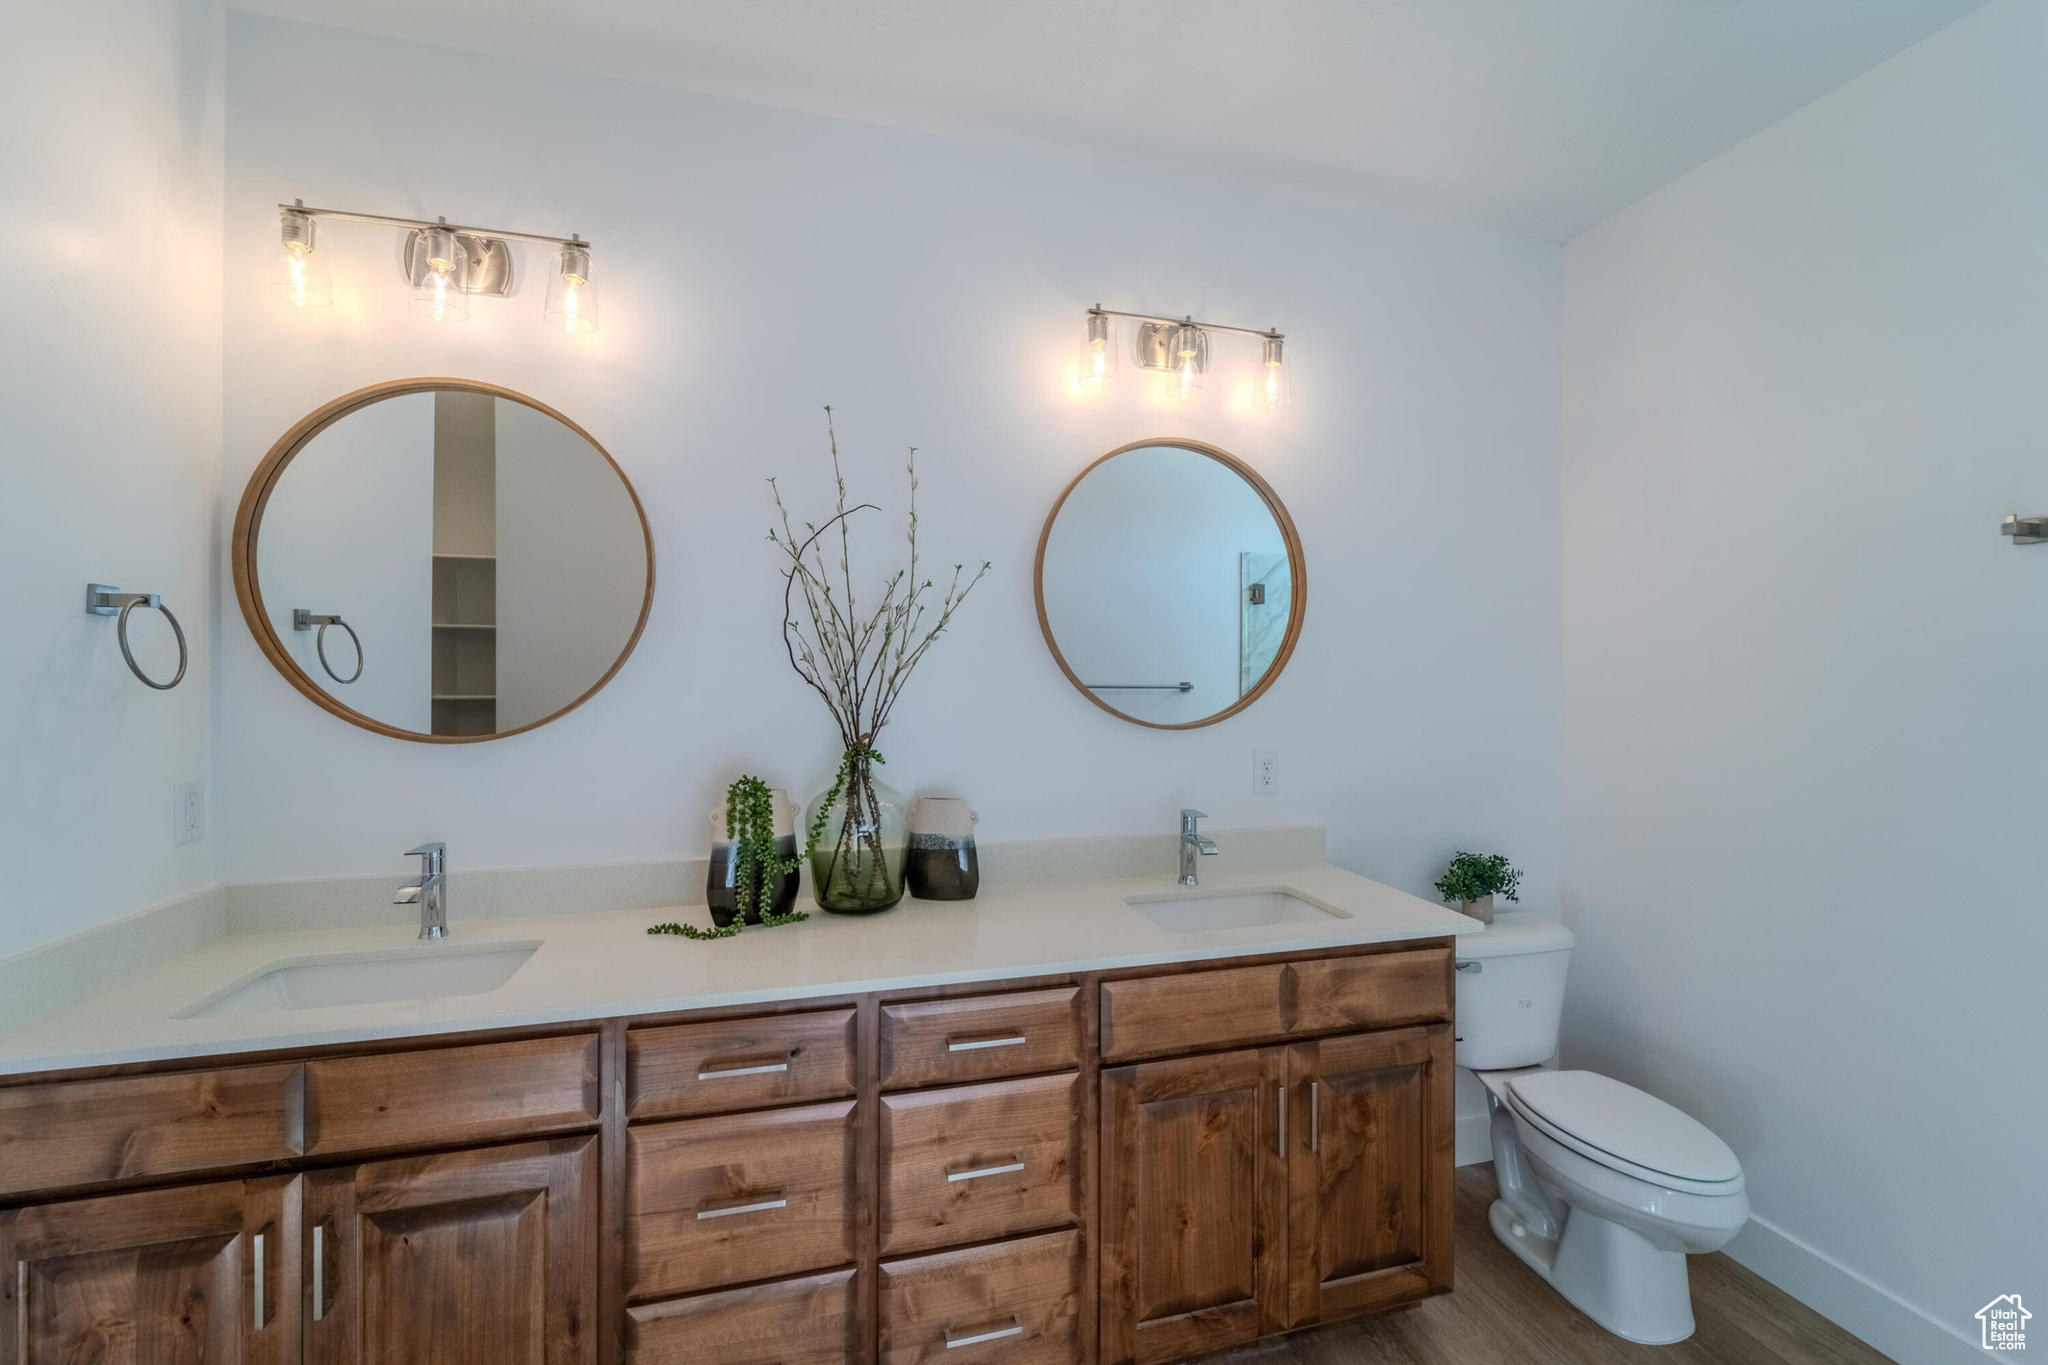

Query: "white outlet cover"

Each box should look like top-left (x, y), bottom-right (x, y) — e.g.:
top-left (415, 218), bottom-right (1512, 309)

top-left (174, 780), bottom-right (205, 846)
top-left (1254, 749), bottom-right (1279, 795)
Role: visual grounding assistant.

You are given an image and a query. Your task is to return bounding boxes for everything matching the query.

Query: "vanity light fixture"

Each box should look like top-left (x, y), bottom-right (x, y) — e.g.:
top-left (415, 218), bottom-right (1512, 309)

top-left (544, 241), bottom-right (600, 335)
top-left (1085, 306), bottom-right (1288, 406)
top-left (268, 207), bottom-right (332, 308)
top-left (270, 199), bottom-right (599, 333)
top-left (1079, 310), bottom-right (1120, 389)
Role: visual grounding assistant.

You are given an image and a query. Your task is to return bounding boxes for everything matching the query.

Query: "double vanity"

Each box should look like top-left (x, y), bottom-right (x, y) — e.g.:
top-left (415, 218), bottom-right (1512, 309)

top-left (0, 849), bottom-right (1477, 1365)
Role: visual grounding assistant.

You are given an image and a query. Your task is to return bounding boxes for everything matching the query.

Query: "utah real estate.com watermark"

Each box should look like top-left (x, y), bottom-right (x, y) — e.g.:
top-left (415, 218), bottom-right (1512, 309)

top-left (1978, 1295), bottom-right (2030, 1352)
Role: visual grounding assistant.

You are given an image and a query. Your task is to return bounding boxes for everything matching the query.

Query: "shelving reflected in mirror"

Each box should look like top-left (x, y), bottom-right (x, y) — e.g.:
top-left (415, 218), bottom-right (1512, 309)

top-left (1035, 438), bottom-right (1305, 730)
top-left (234, 380), bottom-right (654, 743)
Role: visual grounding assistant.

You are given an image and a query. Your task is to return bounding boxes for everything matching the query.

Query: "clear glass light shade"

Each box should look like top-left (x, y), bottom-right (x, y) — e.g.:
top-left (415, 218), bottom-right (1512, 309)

top-left (1253, 335), bottom-right (1291, 409)
top-left (543, 244), bottom-right (600, 335)
top-left (409, 228), bottom-right (469, 323)
top-left (1165, 323), bottom-right (1205, 399)
top-left (269, 245), bottom-right (331, 308)
top-left (1079, 313), bottom-right (1118, 389)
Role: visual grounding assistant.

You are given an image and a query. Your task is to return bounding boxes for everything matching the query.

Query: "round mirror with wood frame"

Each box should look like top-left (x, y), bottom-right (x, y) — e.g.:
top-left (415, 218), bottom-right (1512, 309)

top-left (1035, 437), bottom-right (1306, 730)
top-left (233, 378), bottom-right (655, 744)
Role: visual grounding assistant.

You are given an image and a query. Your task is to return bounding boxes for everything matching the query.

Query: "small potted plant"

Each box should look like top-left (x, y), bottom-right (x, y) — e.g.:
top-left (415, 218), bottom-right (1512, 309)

top-left (649, 775), bottom-right (819, 941)
top-left (1434, 852), bottom-right (1521, 925)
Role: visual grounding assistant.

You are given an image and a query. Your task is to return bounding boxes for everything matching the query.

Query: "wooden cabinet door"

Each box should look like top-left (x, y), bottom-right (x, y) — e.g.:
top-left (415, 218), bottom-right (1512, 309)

top-left (1099, 1046), bottom-right (1287, 1365)
top-left (304, 1134), bottom-right (598, 1365)
top-left (0, 1174), bottom-right (300, 1365)
top-left (1285, 1024), bottom-right (1453, 1327)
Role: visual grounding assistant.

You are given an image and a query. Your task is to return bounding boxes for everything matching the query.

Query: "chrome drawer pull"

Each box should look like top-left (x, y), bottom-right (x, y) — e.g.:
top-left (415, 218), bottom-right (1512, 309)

top-left (311, 1223), bottom-right (325, 1321)
top-left (252, 1232), bottom-right (265, 1330)
top-left (945, 1318), bottom-right (1023, 1349)
top-left (697, 1196), bottom-right (789, 1221)
top-left (946, 1160), bottom-right (1026, 1183)
top-left (947, 1034), bottom-right (1027, 1053)
top-left (697, 1057), bottom-right (791, 1079)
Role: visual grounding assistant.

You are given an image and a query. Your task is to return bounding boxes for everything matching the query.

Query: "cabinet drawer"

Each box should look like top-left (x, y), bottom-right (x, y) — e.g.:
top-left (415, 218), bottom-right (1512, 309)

top-left (1100, 948), bottom-right (1454, 1062)
top-left (303, 1033), bottom-right (600, 1157)
top-left (0, 1063), bottom-right (302, 1198)
top-left (625, 1269), bottom-right (857, 1365)
top-left (1100, 963), bottom-right (1288, 1062)
top-left (629, 1009), bottom-right (857, 1120)
top-left (880, 1073), bottom-right (1079, 1255)
top-left (627, 1100), bottom-right (858, 1297)
top-left (879, 1229), bottom-right (1082, 1365)
top-left (1289, 949), bottom-right (1451, 1035)
top-left (879, 988), bottom-right (1080, 1088)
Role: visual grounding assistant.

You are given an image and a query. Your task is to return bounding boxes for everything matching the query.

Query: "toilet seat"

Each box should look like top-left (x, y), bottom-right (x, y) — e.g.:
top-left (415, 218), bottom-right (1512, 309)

top-left (1504, 1071), bottom-right (1744, 1197)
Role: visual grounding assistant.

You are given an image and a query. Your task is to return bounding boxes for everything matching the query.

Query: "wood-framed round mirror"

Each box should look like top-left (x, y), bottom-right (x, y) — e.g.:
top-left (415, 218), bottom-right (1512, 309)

top-left (1035, 437), bottom-right (1306, 730)
top-left (233, 378), bottom-right (655, 743)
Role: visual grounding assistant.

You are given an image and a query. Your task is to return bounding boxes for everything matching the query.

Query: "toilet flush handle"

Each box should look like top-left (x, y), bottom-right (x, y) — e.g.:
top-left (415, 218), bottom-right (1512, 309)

top-left (1455, 960), bottom-right (1482, 974)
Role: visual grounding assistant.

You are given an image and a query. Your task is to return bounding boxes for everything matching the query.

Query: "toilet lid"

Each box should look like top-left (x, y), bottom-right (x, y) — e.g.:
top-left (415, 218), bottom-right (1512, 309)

top-left (1505, 1071), bottom-right (1742, 1186)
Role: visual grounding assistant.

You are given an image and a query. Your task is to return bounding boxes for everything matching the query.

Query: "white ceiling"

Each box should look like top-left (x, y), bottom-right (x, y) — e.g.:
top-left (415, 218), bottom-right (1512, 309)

top-left (228, 0), bottom-right (1989, 240)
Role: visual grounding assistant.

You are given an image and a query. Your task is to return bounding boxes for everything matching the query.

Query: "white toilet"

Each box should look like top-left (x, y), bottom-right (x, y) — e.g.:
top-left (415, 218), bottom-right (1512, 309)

top-left (1455, 913), bottom-right (1749, 1345)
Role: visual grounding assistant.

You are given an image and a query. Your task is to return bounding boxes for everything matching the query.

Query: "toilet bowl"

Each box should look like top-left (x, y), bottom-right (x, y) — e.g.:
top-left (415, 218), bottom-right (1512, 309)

top-left (1479, 1067), bottom-right (1748, 1343)
top-left (1455, 914), bottom-right (1748, 1344)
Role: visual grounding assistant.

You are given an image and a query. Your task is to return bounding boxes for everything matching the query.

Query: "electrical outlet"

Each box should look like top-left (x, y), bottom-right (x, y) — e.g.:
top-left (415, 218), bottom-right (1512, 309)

top-left (173, 780), bottom-right (205, 846)
top-left (1253, 749), bottom-right (1279, 795)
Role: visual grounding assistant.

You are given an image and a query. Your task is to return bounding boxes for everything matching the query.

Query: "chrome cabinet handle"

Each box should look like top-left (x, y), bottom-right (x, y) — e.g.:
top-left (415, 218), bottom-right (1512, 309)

top-left (1309, 1081), bottom-right (1320, 1153)
top-left (946, 1318), bottom-right (1023, 1349)
top-left (697, 1057), bottom-right (791, 1079)
top-left (946, 1034), bottom-right (1027, 1053)
top-left (252, 1232), bottom-right (266, 1331)
top-left (1276, 1081), bottom-right (1287, 1155)
top-left (697, 1196), bottom-right (789, 1221)
top-left (311, 1222), bottom-right (326, 1321)
top-left (946, 1160), bottom-right (1026, 1183)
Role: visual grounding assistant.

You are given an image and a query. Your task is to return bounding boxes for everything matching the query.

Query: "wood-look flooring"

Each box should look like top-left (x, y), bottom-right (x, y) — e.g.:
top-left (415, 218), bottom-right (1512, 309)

top-left (1215, 1164), bottom-right (1896, 1365)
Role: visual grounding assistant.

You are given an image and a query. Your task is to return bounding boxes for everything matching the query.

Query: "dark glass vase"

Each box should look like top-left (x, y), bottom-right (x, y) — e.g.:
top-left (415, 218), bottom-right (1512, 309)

top-left (806, 753), bottom-right (907, 914)
top-left (706, 835), bottom-right (801, 927)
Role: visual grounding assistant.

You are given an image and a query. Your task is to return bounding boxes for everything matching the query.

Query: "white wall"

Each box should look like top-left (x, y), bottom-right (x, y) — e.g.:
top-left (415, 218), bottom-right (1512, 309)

top-left (0, 0), bottom-right (223, 960)
top-left (1039, 444), bottom-right (1287, 726)
top-left (257, 392), bottom-right (434, 733)
top-left (1562, 3), bottom-right (2047, 1359)
top-left (217, 14), bottom-right (1562, 907)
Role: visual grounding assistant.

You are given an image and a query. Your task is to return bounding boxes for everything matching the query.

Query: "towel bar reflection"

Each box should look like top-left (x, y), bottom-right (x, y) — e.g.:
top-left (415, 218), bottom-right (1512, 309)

top-left (85, 583), bottom-right (187, 690)
top-left (294, 609), bottom-right (363, 684)
top-left (1085, 682), bottom-right (1193, 692)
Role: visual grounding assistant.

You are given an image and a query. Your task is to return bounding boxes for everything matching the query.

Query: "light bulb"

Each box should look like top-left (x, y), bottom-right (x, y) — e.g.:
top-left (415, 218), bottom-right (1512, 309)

top-left (1079, 311), bottom-right (1118, 390)
top-left (267, 209), bottom-right (331, 308)
top-left (408, 226), bottom-right (469, 322)
top-left (1167, 322), bottom-right (1205, 399)
top-left (1253, 334), bottom-right (1291, 410)
top-left (543, 242), bottom-right (601, 334)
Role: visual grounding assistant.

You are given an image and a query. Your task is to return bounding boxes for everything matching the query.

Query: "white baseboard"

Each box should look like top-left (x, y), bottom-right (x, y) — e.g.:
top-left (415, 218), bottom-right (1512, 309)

top-left (1725, 1213), bottom-right (1981, 1365)
top-left (1455, 1112), bottom-right (1492, 1166)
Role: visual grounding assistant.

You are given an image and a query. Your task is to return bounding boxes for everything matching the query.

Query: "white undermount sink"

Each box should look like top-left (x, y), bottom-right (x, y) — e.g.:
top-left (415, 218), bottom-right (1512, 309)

top-left (179, 941), bottom-right (542, 1018)
top-left (1125, 887), bottom-right (1348, 933)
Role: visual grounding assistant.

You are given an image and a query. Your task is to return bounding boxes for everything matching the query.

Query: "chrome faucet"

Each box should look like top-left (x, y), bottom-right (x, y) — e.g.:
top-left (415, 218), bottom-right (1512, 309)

top-left (1178, 810), bottom-right (1219, 886)
top-left (395, 842), bottom-right (448, 940)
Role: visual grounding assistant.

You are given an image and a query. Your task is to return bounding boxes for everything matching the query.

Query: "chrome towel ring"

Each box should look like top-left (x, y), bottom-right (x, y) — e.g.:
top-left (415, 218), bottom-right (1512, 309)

top-left (85, 583), bottom-right (188, 691)
top-left (293, 609), bottom-right (363, 684)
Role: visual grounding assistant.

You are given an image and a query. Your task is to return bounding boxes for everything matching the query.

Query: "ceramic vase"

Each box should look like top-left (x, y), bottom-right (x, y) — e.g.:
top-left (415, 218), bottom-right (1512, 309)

top-left (906, 796), bottom-right (979, 900)
top-left (1459, 893), bottom-right (1496, 925)
top-left (706, 788), bottom-right (801, 926)
top-left (806, 753), bottom-right (907, 914)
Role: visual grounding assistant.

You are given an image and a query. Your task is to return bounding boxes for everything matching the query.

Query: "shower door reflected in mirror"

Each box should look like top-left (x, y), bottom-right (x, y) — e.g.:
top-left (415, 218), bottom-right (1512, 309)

top-left (235, 381), bottom-right (653, 743)
top-left (1035, 439), bottom-right (1305, 730)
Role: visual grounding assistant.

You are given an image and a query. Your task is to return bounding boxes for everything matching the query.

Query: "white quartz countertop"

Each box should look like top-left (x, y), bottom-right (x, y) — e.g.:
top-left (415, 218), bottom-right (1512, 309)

top-left (0, 862), bottom-right (1481, 1077)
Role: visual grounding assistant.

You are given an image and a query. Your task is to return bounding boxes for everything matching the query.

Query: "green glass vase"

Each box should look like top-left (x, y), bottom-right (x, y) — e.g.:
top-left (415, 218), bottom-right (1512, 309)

top-left (806, 752), bottom-right (907, 914)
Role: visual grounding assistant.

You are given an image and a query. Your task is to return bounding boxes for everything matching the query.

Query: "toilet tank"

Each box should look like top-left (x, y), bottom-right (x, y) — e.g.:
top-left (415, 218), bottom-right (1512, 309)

top-left (1452, 912), bottom-right (1574, 1070)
